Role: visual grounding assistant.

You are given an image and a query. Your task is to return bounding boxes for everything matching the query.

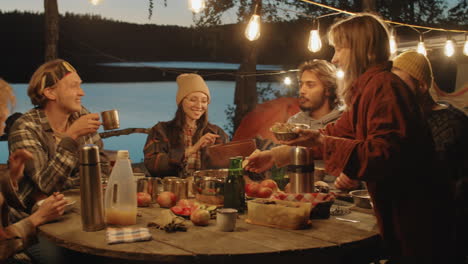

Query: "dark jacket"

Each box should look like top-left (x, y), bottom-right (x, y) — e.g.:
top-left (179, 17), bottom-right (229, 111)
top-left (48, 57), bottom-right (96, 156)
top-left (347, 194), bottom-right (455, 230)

top-left (143, 121), bottom-right (229, 177)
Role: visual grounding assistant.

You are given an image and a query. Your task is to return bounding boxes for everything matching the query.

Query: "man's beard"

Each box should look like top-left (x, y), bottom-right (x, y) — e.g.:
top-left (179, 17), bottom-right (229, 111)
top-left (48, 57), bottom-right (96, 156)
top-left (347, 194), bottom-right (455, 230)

top-left (299, 96), bottom-right (326, 112)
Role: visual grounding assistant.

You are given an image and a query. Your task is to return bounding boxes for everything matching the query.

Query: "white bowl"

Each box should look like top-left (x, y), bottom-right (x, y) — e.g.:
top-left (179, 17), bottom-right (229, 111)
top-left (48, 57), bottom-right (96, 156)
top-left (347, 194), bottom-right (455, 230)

top-left (37, 197), bottom-right (76, 213)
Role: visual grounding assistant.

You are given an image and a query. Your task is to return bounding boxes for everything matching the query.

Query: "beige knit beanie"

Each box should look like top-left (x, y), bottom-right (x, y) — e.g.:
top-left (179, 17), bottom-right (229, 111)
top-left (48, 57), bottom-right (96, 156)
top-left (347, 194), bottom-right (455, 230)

top-left (393, 51), bottom-right (433, 87)
top-left (175, 73), bottom-right (210, 105)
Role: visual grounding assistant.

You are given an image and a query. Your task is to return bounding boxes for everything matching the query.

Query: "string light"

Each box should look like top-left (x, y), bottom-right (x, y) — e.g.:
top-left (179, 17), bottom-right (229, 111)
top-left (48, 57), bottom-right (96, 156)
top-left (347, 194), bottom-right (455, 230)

top-left (188, 0), bottom-right (205, 14)
top-left (245, 4), bottom-right (261, 41)
top-left (89, 0), bottom-right (102, 6)
top-left (417, 34), bottom-right (427, 56)
top-left (336, 69), bottom-right (344, 79)
top-left (283, 76), bottom-right (292, 85)
top-left (389, 28), bottom-right (397, 55)
top-left (463, 34), bottom-right (468, 56)
top-left (308, 19), bottom-right (322, 53)
top-left (444, 35), bottom-right (455, 57)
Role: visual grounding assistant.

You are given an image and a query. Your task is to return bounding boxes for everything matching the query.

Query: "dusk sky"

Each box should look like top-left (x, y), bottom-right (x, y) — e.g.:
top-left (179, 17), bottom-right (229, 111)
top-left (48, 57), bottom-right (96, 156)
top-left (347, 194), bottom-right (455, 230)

top-left (0, 0), bottom-right (460, 26)
top-left (0, 0), bottom-right (239, 26)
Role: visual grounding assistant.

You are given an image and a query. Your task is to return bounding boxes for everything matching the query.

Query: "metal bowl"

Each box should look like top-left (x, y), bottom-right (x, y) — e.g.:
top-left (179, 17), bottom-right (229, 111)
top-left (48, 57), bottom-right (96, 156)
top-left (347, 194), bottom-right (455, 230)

top-left (349, 190), bottom-right (373, 209)
top-left (193, 169), bottom-right (228, 205)
top-left (270, 123), bottom-right (310, 141)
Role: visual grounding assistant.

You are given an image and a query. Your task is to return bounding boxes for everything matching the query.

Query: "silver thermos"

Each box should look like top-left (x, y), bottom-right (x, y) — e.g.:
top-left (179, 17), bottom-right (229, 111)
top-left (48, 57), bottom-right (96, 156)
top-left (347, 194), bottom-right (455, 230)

top-left (287, 146), bottom-right (314, 193)
top-left (79, 144), bottom-right (106, 231)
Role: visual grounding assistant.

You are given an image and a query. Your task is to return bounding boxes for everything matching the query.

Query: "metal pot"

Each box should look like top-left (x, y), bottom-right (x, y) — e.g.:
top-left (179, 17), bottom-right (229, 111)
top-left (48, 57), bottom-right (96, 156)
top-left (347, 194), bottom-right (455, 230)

top-left (193, 169), bottom-right (228, 205)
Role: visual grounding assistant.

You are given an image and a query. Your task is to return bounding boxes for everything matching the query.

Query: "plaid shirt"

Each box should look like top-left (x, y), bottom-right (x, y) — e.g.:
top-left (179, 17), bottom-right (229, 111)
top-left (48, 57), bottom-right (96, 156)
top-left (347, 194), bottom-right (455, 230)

top-left (182, 126), bottom-right (201, 174)
top-left (0, 169), bottom-right (36, 261)
top-left (8, 107), bottom-right (109, 214)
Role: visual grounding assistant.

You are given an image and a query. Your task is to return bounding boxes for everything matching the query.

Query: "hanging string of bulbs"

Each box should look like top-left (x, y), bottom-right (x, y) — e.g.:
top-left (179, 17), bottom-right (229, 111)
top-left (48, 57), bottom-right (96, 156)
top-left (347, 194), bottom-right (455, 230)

top-left (86, 0), bottom-right (468, 85)
top-left (241, 0), bottom-right (468, 57)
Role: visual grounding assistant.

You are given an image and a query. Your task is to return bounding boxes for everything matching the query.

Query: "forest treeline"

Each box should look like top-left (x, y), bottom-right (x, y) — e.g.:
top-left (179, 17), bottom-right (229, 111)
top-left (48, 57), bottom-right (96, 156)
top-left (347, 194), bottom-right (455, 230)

top-left (0, 11), bottom-right (332, 83)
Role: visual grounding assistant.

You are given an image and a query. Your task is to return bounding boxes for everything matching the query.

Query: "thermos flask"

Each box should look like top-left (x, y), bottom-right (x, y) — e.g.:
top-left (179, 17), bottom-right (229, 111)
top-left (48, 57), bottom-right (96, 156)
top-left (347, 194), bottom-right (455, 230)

top-left (287, 146), bottom-right (315, 193)
top-left (79, 144), bottom-right (106, 231)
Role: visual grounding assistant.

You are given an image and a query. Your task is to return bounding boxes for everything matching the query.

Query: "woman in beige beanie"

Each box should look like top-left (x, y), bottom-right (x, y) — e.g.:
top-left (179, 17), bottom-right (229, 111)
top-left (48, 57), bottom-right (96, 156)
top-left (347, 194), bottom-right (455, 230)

top-left (144, 73), bottom-right (228, 177)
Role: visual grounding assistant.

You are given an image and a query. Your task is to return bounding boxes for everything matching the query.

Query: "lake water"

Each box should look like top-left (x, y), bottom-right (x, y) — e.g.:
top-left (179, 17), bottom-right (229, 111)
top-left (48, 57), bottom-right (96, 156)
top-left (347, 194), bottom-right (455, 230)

top-left (0, 80), bottom-right (284, 164)
top-left (99, 61), bottom-right (283, 71)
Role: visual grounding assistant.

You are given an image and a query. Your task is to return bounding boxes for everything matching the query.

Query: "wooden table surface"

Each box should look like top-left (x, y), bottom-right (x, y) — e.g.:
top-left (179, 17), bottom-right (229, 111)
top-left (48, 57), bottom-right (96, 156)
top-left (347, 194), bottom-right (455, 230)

top-left (38, 190), bottom-right (382, 264)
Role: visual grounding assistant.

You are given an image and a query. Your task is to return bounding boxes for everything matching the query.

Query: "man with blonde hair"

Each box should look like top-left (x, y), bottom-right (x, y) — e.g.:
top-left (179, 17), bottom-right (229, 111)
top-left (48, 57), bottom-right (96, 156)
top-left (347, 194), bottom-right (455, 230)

top-left (8, 59), bottom-right (109, 217)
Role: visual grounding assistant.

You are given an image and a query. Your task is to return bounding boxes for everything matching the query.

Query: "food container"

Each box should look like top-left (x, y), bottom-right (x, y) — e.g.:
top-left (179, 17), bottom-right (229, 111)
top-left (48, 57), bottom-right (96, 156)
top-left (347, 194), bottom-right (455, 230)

top-left (37, 197), bottom-right (76, 214)
top-left (270, 123), bottom-right (310, 141)
top-left (246, 199), bottom-right (312, 229)
top-left (193, 169), bottom-right (228, 206)
top-left (350, 190), bottom-right (373, 209)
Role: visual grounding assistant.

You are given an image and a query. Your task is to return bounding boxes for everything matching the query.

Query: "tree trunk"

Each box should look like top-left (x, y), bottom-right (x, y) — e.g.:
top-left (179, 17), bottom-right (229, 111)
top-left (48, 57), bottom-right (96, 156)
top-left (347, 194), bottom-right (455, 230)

top-left (361, 0), bottom-right (376, 12)
top-left (44, 0), bottom-right (59, 61)
top-left (233, 0), bottom-right (261, 132)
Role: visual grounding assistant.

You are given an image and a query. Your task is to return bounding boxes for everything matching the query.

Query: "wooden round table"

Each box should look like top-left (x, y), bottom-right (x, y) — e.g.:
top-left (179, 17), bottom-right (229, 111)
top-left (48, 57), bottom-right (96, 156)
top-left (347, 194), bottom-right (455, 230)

top-left (38, 190), bottom-right (382, 264)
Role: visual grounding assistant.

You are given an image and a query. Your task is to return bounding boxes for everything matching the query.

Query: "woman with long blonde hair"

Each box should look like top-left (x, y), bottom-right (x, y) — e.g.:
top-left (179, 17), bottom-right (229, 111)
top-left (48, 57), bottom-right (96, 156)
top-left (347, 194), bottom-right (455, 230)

top-left (246, 14), bottom-right (454, 262)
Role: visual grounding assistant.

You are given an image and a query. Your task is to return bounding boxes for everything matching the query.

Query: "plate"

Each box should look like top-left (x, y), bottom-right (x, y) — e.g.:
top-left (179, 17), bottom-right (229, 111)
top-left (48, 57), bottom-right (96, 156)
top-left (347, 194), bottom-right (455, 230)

top-left (37, 197), bottom-right (76, 213)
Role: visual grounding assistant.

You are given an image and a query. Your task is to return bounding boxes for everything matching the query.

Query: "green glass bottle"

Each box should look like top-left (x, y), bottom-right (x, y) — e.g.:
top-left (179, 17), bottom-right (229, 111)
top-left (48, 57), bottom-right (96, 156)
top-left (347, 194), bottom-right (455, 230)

top-left (224, 156), bottom-right (245, 213)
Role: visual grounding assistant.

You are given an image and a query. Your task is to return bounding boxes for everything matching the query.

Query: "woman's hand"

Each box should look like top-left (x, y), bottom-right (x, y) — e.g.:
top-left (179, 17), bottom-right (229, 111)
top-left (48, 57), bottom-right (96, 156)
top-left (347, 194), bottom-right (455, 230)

top-left (9, 149), bottom-right (33, 185)
top-left (279, 128), bottom-right (324, 148)
top-left (187, 133), bottom-right (219, 155)
top-left (29, 193), bottom-right (67, 227)
top-left (334, 173), bottom-right (360, 191)
top-left (244, 150), bottom-right (275, 173)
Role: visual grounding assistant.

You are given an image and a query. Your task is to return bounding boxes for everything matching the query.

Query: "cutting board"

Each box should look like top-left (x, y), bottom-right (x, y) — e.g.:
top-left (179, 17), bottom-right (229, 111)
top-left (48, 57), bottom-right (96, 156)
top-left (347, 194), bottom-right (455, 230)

top-left (206, 139), bottom-right (257, 168)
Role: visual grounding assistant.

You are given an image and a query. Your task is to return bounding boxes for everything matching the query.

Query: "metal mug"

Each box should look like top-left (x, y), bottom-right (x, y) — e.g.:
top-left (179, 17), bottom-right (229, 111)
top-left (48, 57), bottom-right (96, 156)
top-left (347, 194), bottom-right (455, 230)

top-left (101, 109), bottom-right (120, 130)
top-left (137, 177), bottom-right (162, 203)
top-left (162, 177), bottom-right (188, 201)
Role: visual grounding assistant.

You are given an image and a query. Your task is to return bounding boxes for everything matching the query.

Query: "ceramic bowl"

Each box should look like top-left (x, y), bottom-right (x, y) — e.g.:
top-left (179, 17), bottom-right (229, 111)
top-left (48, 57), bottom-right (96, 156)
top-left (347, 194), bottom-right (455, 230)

top-left (270, 123), bottom-right (310, 141)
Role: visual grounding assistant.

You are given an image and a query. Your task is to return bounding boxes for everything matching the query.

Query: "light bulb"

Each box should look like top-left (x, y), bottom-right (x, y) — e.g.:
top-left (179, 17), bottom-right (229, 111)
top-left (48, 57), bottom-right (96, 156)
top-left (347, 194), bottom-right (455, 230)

top-left (245, 15), bottom-right (261, 41)
top-left (283, 77), bottom-right (292, 86)
top-left (389, 35), bottom-right (397, 55)
top-left (336, 69), bottom-right (344, 79)
top-left (89, 0), bottom-right (102, 5)
top-left (189, 0), bottom-right (205, 13)
top-left (464, 39), bottom-right (468, 56)
top-left (308, 30), bottom-right (322, 52)
top-left (444, 39), bottom-right (455, 57)
top-left (417, 41), bottom-right (427, 56)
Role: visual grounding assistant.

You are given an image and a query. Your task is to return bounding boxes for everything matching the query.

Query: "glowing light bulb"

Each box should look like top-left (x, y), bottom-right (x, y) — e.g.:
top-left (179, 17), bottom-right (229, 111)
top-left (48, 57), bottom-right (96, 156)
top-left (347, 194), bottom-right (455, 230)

top-left (444, 39), bottom-right (455, 57)
top-left (189, 0), bottom-right (205, 13)
top-left (417, 41), bottom-right (427, 56)
top-left (89, 0), bottom-right (102, 6)
top-left (245, 14), bottom-right (261, 41)
top-left (464, 39), bottom-right (468, 56)
top-left (336, 69), bottom-right (345, 79)
top-left (283, 77), bottom-right (292, 86)
top-left (308, 30), bottom-right (322, 53)
top-left (389, 35), bottom-right (397, 55)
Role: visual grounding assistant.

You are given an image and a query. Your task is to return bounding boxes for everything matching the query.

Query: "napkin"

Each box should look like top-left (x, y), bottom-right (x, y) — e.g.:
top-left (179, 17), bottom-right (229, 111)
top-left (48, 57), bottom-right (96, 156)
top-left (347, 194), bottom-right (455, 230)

top-left (106, 227), bottom-right (152, 245)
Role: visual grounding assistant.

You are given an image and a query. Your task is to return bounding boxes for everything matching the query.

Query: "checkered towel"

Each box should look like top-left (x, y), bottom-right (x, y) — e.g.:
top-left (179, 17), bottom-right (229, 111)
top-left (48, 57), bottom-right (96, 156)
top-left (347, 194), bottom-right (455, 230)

top-left (106, 227), bottom-right (152, 245)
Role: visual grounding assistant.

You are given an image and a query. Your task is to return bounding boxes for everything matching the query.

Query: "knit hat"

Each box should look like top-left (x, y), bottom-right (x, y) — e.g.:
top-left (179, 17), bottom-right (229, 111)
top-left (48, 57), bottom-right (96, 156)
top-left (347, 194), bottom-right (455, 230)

top-left (175, 73), bottom-right (210, 105)
top-left (393, 51), bottom-right (433, 87)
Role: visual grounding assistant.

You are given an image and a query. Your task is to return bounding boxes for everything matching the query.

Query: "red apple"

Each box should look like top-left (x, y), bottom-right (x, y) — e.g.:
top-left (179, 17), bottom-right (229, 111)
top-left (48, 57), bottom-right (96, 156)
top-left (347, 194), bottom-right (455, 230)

top-left (137, 192), bottom-right (152, 207)
top-left (190, 209), bottom-right (210, 226)
top-left (157, 191), bottom-right (177, 208)
top-left (257, 187), bottom-right (273, 198)
top-left (260, 179), bottom-right (278, 192)
top-left (245, 182), bottom-right (260, 197)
